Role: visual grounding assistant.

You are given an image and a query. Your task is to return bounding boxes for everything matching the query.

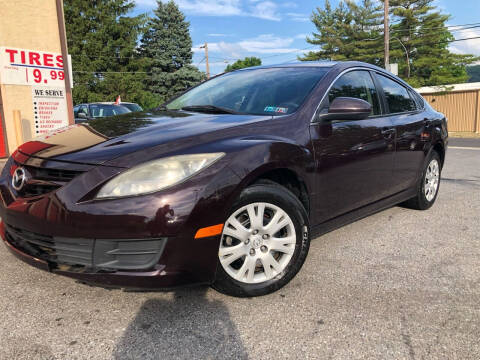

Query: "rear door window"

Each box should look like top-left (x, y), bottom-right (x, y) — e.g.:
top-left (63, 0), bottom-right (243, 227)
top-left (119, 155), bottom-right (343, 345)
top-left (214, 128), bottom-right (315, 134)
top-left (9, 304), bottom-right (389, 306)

top-left (376, 74), bottom-right (416, 113)
top-left (409, 89), bottom-right (425, 110)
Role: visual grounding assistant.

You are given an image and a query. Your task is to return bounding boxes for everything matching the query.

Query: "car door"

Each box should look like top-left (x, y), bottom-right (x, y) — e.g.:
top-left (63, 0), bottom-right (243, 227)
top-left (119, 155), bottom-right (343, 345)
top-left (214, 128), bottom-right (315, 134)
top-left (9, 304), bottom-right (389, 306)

top-left (373, 72), bottom-right (426, 194)
top-left (310, 69), bottom-right (396, 223)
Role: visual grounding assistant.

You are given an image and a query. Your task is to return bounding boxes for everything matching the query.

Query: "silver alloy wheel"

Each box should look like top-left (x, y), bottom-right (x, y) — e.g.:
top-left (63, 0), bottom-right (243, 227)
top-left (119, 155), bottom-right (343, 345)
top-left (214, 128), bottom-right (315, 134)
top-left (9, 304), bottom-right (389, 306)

top-left (424, 158), bottom-right (440, 202)
top-left (219, 202), bottom-right (296, 284)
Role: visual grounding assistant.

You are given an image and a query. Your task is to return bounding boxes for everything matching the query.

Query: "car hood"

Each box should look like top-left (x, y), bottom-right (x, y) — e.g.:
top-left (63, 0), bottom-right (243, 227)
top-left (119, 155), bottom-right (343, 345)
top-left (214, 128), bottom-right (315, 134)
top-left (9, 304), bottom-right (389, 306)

top-left (16, 110), bottom-right (272, 167)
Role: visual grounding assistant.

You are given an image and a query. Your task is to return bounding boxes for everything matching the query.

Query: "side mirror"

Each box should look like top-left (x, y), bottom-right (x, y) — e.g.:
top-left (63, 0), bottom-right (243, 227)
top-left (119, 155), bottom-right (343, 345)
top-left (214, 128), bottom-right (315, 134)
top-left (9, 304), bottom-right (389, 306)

top-left (77, 112), bottom-right (88, 120)
top-left (318, 97), bottom-right (372, 122)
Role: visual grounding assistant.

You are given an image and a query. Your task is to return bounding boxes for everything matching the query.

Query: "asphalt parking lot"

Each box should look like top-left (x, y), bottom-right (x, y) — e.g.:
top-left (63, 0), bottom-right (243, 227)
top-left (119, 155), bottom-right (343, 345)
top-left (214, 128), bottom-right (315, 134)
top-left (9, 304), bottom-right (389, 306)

top-left (0, 139), bottom-right (479, 360)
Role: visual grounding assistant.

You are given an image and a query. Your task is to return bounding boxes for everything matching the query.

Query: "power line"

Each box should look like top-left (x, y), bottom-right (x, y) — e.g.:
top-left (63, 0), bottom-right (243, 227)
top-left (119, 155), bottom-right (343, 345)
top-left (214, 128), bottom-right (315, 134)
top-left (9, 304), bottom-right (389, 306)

top-left (389, 22), bottom-right (480, 35)
top-left (361, 24), bottom-right (480, 42)
top-left (73, 70), bottom-right (152, 74)
top-left (196, 56), bottom-right (206, 66)
top-left (67, 21), bottom-right (480, 66)
top-left (388, 23), bottom-right (480, 38)
top-left (70, 31), bottom-right (480, 75)
top-left (269, 35), bottom-right (480, 65)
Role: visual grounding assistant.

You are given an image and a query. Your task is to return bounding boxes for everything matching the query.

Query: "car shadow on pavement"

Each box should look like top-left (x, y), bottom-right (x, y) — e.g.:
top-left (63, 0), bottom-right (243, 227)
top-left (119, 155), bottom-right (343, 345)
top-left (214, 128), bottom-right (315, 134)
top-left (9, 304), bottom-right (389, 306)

top-left (113, 286), bottom-right (248, 360)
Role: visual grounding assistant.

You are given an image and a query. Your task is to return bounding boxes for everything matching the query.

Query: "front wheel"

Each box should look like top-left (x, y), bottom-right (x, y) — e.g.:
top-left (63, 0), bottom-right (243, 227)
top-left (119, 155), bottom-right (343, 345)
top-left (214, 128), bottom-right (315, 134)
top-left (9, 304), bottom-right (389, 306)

top-left (403, 151), bottom-right (442, 210)
top-left (212, 183), bottom-right (310, 297)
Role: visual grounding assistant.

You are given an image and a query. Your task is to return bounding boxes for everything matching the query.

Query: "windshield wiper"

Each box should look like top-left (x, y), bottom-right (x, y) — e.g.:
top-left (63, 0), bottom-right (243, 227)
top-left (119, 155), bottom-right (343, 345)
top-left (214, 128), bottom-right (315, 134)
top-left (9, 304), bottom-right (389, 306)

top-left (155, 105), bottom-right (179, 111)
top-left (181, 105), bottom-right (239, 114)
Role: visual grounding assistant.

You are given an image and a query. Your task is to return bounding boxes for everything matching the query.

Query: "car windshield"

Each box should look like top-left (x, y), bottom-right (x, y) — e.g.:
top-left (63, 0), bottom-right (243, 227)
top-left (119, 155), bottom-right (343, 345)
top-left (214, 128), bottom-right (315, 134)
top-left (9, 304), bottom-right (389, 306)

top-left (122, 103), bottom-right (143, 112)
top-left (90, 104), bottom-right (131, 118)
top-left (166, 67), bottom-right (329, 116)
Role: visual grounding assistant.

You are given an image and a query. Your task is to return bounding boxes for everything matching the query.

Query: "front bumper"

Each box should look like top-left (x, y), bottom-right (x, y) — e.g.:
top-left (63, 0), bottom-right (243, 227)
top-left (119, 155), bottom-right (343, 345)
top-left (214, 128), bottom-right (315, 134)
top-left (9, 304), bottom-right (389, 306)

top-left (0, 221), bottom-right (192, 289)
top-left (0, 154), bottom-right (241, 289)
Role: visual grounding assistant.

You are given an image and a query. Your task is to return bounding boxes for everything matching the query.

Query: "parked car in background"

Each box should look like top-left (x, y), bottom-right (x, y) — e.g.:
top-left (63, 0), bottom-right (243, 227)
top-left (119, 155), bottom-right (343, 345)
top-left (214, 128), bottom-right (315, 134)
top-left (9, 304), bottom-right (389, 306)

top-left (98, 101), bottom-right (143, 112)
top-left (114, 102), bottom-right (143, 112)
top-left (0, 61), bottom-right (447, 297)
top-left (73, 103), bottom-right (131, 123)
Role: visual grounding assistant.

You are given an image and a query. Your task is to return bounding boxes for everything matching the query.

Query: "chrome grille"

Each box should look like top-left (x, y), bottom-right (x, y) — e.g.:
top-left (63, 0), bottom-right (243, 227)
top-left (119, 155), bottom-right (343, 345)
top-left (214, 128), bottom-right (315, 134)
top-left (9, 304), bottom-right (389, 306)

top-left (12, 164), bottom-right (83, 198)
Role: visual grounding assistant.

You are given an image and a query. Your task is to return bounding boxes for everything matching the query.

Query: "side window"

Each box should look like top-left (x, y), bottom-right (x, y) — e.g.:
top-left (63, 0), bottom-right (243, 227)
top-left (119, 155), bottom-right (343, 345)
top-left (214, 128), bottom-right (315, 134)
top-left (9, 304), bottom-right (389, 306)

top-left (410, 89), bottom-right (425, 110)
top-left (78, 105), bottom-right (88, 115)
top-left (376, 74), bottom-right (416, 113)
top-left (328, 70), bottom-right (381, 116)
top-left (73, 105), bottom-right (79, 117)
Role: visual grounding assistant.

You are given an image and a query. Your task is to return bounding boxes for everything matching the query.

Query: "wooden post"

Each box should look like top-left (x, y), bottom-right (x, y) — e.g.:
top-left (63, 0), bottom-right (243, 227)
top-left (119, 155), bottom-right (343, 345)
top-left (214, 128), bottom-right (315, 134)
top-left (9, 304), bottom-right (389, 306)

top-left (204, 43), bottom-right (210, 79)
top-left (476, 90), bottom-right (480, 134)
top-left (55, 0), bottom-right (74, 125)
top-left (384, 0), bottom-right (390, 71)
top-left (13, 110), bottom-right (23, 147)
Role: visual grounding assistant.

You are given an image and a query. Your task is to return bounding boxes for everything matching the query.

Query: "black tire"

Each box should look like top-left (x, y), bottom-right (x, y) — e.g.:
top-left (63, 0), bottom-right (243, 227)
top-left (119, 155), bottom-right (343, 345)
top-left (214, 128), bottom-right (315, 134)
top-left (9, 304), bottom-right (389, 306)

top-left (212, 183), bottom-right (310, 297)
top-left (403, 151), bottom-right (442, 210)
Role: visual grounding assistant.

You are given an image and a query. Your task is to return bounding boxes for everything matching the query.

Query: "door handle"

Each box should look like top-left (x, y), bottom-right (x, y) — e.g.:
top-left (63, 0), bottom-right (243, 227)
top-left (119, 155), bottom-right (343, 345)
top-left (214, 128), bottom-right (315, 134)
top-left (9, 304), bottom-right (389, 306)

top-left (381, 127), bottom-right (396, 139)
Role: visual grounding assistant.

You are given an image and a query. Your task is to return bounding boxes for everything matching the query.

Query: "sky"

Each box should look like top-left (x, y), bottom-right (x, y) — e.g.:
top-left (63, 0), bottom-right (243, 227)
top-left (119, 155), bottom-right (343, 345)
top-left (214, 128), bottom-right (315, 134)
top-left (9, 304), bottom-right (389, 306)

top-left (133, 0), bottom-right (480, 75)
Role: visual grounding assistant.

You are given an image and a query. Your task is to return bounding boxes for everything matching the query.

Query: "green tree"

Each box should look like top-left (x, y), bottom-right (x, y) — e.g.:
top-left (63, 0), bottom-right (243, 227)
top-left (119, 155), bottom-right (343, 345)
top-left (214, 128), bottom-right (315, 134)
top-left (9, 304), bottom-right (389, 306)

top-left (300, 0), bottom-right (478, 86)
top-left (140, 0), bottom-right (204, 103)
top-left (300, 0), bottom-right (383, 65)
top-left (389, 0), bottom-right (477, 87)
top-left (225, 57), bottom-right (262, 72)
top-left (64, 0), bottom-right (157, 108)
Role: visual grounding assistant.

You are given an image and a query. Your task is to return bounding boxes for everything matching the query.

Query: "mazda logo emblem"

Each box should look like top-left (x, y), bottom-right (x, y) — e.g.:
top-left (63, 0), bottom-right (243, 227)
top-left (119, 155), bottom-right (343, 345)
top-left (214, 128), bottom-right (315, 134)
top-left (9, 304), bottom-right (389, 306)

top-left (12, 167), bottom-right (27, 191)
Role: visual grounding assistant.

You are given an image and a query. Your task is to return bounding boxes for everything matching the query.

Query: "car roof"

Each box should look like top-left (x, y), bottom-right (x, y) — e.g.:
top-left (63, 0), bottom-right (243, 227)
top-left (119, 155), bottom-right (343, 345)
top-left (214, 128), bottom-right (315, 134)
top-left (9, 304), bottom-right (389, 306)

top-left (236, 61), bottom-right (338, 71)
top-left (238, 60), bottom-right (390, 72)
top-left (85, 102), bottom-right (129, 106)
top-left (94, 102), bottom-right (137, 105)
top-left (74, 102), bottom-right (135, 107)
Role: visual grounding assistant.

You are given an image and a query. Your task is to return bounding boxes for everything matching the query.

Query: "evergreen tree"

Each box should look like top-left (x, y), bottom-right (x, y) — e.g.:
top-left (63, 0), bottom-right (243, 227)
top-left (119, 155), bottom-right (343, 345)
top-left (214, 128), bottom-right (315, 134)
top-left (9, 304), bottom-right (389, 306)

top-left (300, 0), bottom-right (478, 86)
top-left (64, 0), bottom-right (158, 108)
top-left (300, 0), bottom-right (383, 65)
top-left (346, 0), bottom-right (384, 66)
top-left (300, 0), bottom-right (350, 61)
top-left (389, 0), bottom-right (477, 86)
top-left (225, 57), bottom-right (262, 72)
top-left (140, 0), bottom-right (204, 103)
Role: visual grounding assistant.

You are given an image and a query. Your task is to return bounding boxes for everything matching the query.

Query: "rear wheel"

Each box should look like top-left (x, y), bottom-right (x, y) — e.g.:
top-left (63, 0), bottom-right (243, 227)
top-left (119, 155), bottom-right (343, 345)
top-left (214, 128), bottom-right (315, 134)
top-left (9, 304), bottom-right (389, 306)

top-left (212, 183), bottom-right (310, 297)
top-left (403, 151), bottom-right (441, 210)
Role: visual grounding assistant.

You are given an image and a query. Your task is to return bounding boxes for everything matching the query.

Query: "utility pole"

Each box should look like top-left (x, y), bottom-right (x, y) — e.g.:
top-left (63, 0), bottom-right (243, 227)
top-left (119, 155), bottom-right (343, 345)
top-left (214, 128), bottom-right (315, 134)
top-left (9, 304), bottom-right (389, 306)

top-left (200, 43), bottom-right (210, 79)
top-left (55, 0), bottom-right (74, 125)
top-left (384, 0), bottom-right (390, 71)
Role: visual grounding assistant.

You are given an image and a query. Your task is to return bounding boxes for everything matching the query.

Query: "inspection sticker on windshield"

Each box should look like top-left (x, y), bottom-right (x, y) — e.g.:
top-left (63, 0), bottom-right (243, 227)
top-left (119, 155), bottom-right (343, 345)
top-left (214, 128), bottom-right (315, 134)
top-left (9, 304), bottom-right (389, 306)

top-left (264, 106), bottom-right (288, 113)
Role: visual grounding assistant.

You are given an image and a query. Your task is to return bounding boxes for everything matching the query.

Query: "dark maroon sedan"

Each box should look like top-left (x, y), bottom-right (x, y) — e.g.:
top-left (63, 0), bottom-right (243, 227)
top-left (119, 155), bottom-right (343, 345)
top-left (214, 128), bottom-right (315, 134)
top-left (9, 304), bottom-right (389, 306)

top-left (0, 62), bottom-right (447, 297)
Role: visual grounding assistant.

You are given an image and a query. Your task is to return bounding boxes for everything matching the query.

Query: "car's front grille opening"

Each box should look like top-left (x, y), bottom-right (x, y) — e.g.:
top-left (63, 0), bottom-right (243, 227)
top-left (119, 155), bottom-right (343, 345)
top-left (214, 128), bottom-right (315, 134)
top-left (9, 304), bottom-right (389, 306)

top-left (12, 164), bottom-right (84, 198)
top-left (21, 183), bottom-right (63, 198)
top-left (28, 166), bottom-right (81, 182)
top-left (5, 225), bottom-right (167, 271)
top-left (5, 225), bottom-right (94, 267)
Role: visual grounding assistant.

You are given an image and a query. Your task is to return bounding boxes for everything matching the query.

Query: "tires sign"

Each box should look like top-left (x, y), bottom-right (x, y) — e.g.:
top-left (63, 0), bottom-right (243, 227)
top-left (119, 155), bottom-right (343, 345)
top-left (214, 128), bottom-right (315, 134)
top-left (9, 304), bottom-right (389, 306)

top-left (0, 47), bottom-right (72, 87)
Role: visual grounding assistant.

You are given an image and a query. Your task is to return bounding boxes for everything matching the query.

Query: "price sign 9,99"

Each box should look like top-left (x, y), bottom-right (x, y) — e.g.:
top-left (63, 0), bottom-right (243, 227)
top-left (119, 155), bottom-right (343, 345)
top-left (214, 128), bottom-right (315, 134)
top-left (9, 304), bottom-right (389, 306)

top-left (31, 69), bottom-right (65, 84)
top-left (0, 47), bottom-right (72, 87)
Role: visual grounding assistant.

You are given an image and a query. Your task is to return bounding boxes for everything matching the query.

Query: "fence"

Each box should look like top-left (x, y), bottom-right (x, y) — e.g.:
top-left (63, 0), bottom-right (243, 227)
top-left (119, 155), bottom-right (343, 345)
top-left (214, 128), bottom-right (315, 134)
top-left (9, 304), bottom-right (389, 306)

top-left (417, 82), bottom-right (480, 134)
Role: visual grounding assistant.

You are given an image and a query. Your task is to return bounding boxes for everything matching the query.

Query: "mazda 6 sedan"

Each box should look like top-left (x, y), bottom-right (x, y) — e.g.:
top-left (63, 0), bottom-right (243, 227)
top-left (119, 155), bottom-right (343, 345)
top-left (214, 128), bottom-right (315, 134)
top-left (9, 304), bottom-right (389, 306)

top-left (0, 61), bottom-right (447, 297)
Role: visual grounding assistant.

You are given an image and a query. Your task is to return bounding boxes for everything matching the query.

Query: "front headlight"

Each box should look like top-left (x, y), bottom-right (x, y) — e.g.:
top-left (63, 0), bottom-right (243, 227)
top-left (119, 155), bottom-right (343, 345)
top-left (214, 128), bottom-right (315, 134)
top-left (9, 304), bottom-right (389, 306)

top-left (96, 153), bottom-right (225, 199)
